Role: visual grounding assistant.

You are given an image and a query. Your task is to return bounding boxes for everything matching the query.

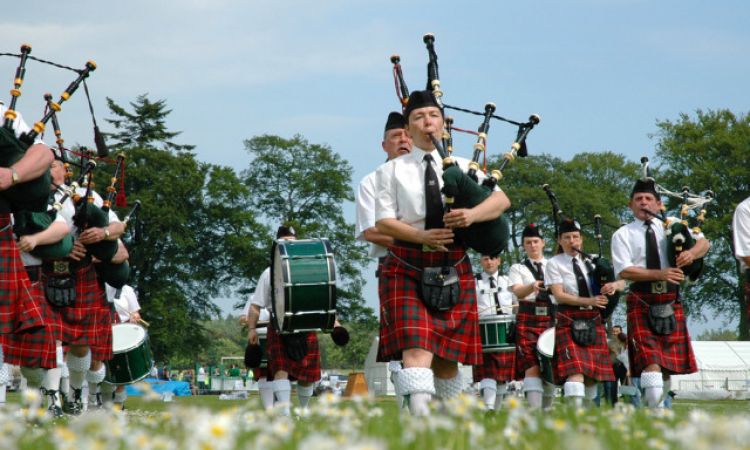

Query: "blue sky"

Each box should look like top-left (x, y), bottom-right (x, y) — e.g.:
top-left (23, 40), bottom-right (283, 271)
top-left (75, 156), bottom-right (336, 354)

top-left (3, 0), bottom-right (749, 332)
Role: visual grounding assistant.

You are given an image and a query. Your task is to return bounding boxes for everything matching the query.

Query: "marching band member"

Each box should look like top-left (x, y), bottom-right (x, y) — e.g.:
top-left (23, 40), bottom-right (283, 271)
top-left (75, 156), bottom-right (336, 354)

top-left (733, 195), bottom-right (750, 333)
top-left (545, 219), bottom-right (616, 407)
top-left (246, 225), bottom-right (321, 415)
top-left (508, 223), bottom-right (557, 409)
top-left (473, 253), bottom-right (516, 410)
top-left (355, 111), bottom-right (412, 408)
top-left (611, 179), bottom-right (709, 408)
top-left (375, 90), bottom-right (510, 415)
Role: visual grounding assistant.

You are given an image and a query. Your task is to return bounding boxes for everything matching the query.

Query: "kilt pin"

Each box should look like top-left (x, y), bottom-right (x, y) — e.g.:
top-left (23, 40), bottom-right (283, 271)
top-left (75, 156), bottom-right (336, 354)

top-left (626, 291), bottom-right (697, 376)
top-left (553, 307), bottom-right (614, 383)
top-left (265, 325), bottom-right (321, 383)
top-left (377, 244), bottom-right (482, 366)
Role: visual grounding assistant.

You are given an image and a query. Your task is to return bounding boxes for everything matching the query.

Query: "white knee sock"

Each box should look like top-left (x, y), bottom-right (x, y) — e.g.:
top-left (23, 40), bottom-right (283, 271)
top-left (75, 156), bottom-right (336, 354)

top-left (0, 360), bottom-right (9, 405)
top-left (659, 377), bottom-right (672, 407)
top-left (113, 389), bottom-right (128, 405)
top-left (86, 365), bottom-right (106, 405)
top-left (479, 378), bottom-right (497, 410)
top-left (584, 384), bottom-right (598, 407)
top-left (641, 372), bottom-right (664, 408)
top-left (398, 367), bottom-right (435, 416)
top-left (272, 379), bottom-right (291, 415)
top-left (494, 382), bottom-right (508, 410)
top-left (100, 382), bottom-right (116, 407)
top-left (523, 377), bottom-right (544, 409)
top-left (257, 378), bottom-right (274, 410)
top-left (67, 351), bottom-right (91, 391)
top-left (20, 367), bottom-right (44, 389)
top-left (60, 362), bottom-right (70, 397)
top-left (297, 383), bottom-right (314, 408)
top-left (563, 381), bottom-right (585, 407)
top-left (0, 383), bottom-right (6, 404)
top-left (389, 361), bottom-right (407, 410)
top-left (434, 373), bottom-right (463, 400)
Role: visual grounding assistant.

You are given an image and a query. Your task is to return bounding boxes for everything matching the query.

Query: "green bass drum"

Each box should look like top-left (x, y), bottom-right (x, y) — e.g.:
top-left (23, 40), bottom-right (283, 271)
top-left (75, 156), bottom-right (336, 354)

top-left (104, 323), bottom-right (154, 385)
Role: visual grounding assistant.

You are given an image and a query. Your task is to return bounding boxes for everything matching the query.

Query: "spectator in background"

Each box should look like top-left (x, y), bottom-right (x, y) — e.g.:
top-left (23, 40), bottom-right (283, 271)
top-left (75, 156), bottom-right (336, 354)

top-left (197, 364), bottom-right (207, 393)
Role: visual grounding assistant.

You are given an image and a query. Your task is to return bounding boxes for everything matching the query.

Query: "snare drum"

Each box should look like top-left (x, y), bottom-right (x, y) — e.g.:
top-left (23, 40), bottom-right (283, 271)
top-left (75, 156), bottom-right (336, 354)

top-left (271, 238), bottom-right (337, 333)
top-left (479, 314), bottom-right (515, 353)
top-left (536, 327), bottom-right (556, 385)
top-left (257, 323), bottom-right (268, 369)
top-left (104, 323), bottom-right (154, 385)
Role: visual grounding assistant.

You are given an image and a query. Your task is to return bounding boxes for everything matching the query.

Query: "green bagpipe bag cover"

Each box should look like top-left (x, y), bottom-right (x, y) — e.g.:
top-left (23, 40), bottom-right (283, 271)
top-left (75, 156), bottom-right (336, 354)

top-left (95, 260), bottom-right (130, 289)
top-left (76, 202), bottom-right (118, 261)
top-left (12, 210), bottom-right (74, 259)
top-left (0, 128), bottom-right (52, 212)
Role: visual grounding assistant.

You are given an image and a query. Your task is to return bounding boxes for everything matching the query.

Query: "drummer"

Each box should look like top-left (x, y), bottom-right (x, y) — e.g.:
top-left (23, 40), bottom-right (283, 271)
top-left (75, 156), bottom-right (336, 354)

top-left (246, 224), bottom-right (321, 415)
top-left (508, 223), bottom-right (557, 409)
top-left (242, 292), bottom-right (274, 410)
top-left (544, 218), bottom-right (616, 407)
top-left (374, 90), bottom-right (510, 415)
top-left (473, 252), bottom-right (516, 411)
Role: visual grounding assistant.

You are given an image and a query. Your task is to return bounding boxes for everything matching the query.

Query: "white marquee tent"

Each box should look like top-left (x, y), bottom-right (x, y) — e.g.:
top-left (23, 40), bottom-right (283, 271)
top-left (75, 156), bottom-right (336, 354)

top-left (671, 341), bottom-right (750, 400)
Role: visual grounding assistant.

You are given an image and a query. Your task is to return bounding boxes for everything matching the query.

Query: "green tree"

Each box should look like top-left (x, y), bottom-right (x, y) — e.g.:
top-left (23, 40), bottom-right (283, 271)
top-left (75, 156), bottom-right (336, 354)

top-left (696, 328), bottom-right (739, 341)
top-left (653, 109), bottom-right (750, 338)
top-left (102, 95), bottom-right (268, 360)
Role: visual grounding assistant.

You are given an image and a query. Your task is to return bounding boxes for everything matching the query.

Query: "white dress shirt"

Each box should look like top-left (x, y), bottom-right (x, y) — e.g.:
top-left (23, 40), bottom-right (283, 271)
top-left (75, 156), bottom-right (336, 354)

top-left (375, 147), bottom-right (498, 229)
top-left (733, 196), bottom-right (750, 271)
top-left (105, 284), bottom-right (141, 322)
top-left (545, 253), bottom-right (594, 301)
top-left (476, 271), bottom-right (514, 315)
top-left (355, 169), bottom-right (387, 258)
top-left (250, 267), bottom-right (272, 311)
top-left (243, 276), bottom-right (270, 322)
top-left (508, 258), bottom-right (549, 301)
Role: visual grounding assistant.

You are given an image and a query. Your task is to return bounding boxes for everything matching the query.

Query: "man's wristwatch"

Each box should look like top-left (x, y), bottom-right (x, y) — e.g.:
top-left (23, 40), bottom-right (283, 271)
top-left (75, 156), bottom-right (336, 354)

top-left (10, 167), bottom-right (20, 185)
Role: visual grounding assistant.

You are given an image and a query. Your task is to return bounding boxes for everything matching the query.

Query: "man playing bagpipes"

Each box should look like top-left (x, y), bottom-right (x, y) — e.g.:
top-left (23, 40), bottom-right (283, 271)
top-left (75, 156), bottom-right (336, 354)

top-left (355, 111), bottom-right (412, 408)
top-left (734, 195), bottom-right (750, 331)
top-left (611, 179), bottom-right (710, 408)
top-left (472, 252), bottom-right (517, 411)
top-left (0, 102), bottom-right (56, 408)
top-left (374, 90), bottom-right (510, 415)
top-left (508, 223), bottom-right (558, 409)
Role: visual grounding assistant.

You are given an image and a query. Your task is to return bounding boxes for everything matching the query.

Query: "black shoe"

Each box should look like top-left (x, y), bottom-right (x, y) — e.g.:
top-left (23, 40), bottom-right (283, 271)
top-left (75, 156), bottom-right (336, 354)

top-left (62, 388), bottom-right (83, 416)
top-left (42, 389), bottom-right (64, 418)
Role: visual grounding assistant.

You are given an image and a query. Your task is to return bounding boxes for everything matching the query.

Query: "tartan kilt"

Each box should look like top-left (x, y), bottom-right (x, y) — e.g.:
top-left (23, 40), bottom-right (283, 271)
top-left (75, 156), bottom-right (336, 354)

top-left (553, 307), bottom-right (615, 383)
top-left (1, 278), bottom-right (58, 369)
top-left (626, 291), bottom-right (697, 376)
top-left (514, 310), bottom-right (555, 379)
top-left (0, 215), bottom-right (45, 335)
top-left (745, 270), bottom-right (750, 328)
top-left (41, 262), bottom-right (114, 361)
top-left (377, 245), bottom-right (482, 365)
top-left (265, 325), bottom-right (321, 383)
top-left (473, 350), bottom-right (515, 383)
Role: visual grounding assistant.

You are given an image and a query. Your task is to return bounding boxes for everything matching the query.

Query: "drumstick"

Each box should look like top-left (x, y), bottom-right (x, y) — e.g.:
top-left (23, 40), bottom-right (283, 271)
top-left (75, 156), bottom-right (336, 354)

top-left (138, 318), bottom-right (150, 327)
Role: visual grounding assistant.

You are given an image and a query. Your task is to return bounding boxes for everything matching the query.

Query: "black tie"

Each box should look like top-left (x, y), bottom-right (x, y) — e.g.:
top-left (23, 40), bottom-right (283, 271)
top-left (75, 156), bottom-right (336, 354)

top-left (489, 276), bottom-right (501, 312)
top-left (644, 220), bottom-right (661, 269)
top-left (572, 257), bottom-right (591, 298)
top-left (534, 262), bottom-right (544, 281)
top-left (423, 154), bottom-right (444, 230)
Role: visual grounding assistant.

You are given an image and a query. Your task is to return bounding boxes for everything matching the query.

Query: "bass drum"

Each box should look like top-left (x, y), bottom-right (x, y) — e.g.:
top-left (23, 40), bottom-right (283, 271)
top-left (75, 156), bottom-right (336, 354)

top-left (536, 327), bottom-right (556, 385)
top-left (271, 238), bottom-right (337, 334)
top-left (105, 323), bottom-right (153, 385)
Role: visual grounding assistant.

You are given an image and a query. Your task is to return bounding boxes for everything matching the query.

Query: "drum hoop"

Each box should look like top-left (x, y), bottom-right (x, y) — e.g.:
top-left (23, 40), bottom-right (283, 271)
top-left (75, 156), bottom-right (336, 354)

top-left (478, 314), bottom-right (514, 324)
top-left (111, 324), bottom-right (148, 354)
top-left (536, 327), bottom-right (556, 357)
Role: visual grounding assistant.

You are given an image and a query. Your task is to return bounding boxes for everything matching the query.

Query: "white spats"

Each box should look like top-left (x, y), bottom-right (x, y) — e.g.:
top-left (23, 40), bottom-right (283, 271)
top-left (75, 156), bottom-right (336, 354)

top-left (641, 372), bottom-right (664, 408)
top-left (434, 373), bottom-right (463, 400)
top-left (479, 378), bottom-right (498, 410)
top-left (66, 351), bottom-right (91, 390)
top-left (42, 368), bottom-right (62, 392)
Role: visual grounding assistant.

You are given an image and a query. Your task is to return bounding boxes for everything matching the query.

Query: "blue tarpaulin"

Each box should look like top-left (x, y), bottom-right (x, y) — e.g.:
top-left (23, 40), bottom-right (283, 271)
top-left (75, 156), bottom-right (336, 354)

top-left (125, 378), bottom-right (193, 397)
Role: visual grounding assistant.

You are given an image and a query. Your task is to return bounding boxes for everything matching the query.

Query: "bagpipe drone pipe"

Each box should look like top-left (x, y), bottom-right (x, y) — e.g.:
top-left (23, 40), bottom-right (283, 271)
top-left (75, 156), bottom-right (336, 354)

top-left (391, 34), bottom-right (540, 255)
top-left (639, 157), bottom-right (713, 282)
top-left (543, 184), bottom-right (620, 319)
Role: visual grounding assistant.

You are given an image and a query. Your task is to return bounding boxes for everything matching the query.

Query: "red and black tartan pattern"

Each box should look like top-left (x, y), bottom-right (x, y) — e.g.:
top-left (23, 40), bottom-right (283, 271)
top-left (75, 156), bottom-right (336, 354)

top-left (376, 245), bottom-right (482, 365)
top-left (745, 270), bottom-right (750, 330)
top-left (626, 291), bottom-right (697, 376)
top-left (514, 310), bottom-right (555, 379)
top-left (265, 325), bottom-right (321, 383)
top-left (41, 262), bottom-right (114, 361)
top-left (2, 279), bottom-right (58, 369)
top-left (0, 215), bottom-right (45, 335)
top-left (473, 350), bottom-right (515, 383)
top-left (553, 307), bottom-right (615, 383)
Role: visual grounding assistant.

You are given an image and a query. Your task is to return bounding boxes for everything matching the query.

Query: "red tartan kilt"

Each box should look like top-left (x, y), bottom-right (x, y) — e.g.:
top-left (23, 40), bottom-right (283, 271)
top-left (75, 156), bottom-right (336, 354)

top-left (553, 308), bottom-right (614, 383)
top-left (514, 310), bottom-right (555, 379)
top-left (473, 350), bottom-right (515, 383)
top-left (41, 262), bottom-right (114, 361)
top-left (626, 292), bottom-right (697, 376)
top-left (0, 216), bottom-right (45, 335)
top-left (744, 273), bottom-right (750, 326)
top-left (265, 325), bottom-right (321, 383)
top-left (377, 245), bottom-right (482, 365)
top-left (2, 279), bottom-right (59, 369)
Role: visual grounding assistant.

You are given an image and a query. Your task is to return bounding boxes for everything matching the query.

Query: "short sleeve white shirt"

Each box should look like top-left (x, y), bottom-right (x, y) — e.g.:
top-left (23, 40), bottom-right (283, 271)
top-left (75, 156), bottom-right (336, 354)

top-left (545, 253), bottom-right (594, 300)
top-left (475, 271), bottom-right (514, 315)
top-left (733, 196), bottom-right (750, 271)
top-left (250, 267), bottom-right (272, 311)
top-left (508, 258), bottom-right (548, 301)
top-left (356, 170), bottom-right (387, 258)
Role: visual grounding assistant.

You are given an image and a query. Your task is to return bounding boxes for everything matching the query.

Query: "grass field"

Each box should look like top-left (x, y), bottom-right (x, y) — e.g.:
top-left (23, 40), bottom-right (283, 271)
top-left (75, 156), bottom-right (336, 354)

top-left (2, 390), bottom-right (750, 449)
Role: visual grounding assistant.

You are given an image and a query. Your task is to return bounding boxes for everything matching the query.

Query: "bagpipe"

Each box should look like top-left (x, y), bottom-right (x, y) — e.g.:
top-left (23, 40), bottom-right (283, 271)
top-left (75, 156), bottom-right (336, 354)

top-left (639, 157), bottom-right (713, 282)
top-left (543, 184), bottom-right (620, 319)
top-left (391, 34), bottom-right (540, 255)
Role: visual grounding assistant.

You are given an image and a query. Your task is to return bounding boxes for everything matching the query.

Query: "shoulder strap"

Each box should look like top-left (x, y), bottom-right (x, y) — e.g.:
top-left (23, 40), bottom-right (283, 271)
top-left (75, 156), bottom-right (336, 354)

top-left (523, 259), bottom-right (542, 280)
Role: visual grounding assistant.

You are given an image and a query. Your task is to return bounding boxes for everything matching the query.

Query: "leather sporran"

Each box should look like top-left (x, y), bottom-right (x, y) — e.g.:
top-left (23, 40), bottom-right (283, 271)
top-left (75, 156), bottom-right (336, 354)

top-left (571, 319), bottom-right (597, 346)
top-left (44, 276), bottom-right (76, 308)
top-left (421, 266), bottom-right (460, 312)
top-left (281, 333), bottom-right (309, 361)
top-left (647, 303), bottom-right (677, 336)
